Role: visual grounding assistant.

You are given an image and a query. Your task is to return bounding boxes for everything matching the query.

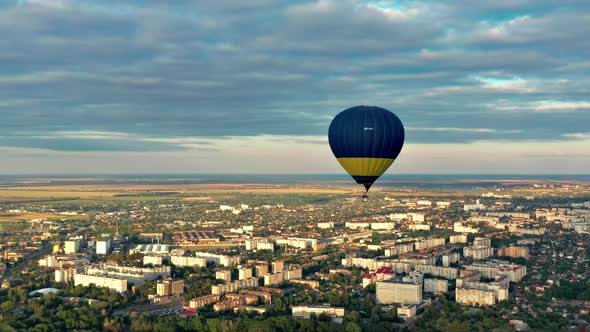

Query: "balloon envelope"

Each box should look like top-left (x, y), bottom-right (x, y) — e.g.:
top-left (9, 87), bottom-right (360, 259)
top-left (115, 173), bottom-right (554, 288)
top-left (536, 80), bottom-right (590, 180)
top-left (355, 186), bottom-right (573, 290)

top-left (328, 106), bottom-right (404, 191)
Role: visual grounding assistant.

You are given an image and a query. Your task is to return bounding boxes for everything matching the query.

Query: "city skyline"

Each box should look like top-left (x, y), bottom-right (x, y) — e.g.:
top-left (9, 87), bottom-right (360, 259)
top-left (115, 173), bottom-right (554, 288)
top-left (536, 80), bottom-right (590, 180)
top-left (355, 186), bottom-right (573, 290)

top-left (1, 0), bottom-right (589, 174)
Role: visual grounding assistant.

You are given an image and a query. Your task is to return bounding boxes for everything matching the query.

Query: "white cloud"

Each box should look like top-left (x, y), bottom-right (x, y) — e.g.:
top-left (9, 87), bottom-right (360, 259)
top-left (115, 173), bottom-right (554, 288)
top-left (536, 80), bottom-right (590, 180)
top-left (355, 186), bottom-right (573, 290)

top-left (474, 75), bottom-right (536, 93)
top-left (408, 127), bottom-right (496, 133)
top-left (498, 101), bottom-right (590, 112)
top-left (563, 132), bottom-right (590, 140)
top-left (18, 0), bottom-right (68, 8)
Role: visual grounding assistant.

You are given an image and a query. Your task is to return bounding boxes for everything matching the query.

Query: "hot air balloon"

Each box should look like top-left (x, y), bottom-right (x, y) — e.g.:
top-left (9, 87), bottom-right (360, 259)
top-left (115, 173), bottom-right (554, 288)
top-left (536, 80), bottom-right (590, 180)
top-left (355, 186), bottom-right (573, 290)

top-left (328, 106), bottom-right (404, 201)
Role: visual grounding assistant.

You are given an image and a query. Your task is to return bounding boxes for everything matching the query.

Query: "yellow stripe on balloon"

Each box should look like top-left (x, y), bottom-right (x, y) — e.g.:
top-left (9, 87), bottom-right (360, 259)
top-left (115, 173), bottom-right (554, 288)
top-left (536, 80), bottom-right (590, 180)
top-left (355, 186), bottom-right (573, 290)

top-left (336, 157), bottom-right (394, 176)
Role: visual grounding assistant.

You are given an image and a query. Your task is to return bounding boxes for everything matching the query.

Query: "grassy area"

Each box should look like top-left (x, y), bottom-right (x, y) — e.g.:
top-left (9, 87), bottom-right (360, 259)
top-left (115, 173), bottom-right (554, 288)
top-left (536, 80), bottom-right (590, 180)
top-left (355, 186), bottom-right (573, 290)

top-left (0, 212), bottom-right (90, 222)
top-left (0, 188), bottom-right (120, 198)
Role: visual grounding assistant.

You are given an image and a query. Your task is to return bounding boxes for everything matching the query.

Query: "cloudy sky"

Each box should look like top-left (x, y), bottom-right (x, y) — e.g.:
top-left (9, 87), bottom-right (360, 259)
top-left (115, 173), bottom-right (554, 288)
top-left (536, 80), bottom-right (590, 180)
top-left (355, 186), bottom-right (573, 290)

top-left (1, 0), bottom-right (589, 174)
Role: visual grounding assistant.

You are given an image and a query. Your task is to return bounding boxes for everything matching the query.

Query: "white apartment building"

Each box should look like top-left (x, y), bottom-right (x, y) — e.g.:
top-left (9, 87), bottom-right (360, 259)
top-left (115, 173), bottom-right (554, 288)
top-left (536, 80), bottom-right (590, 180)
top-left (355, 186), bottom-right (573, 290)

top-left (463, 246), bottom-right (494, 260)
top-left (473, 237), bottom-right (491, 247)
top-left (238, 267), bottom-right (253, 280)
top-left (216, 270), bottom-right (232, 282)
top-left (464, 199), bottom-right (485, 211)
top-left (96, 238), bottom-right (111, 255)
top-left (170, 255), bottom-right (207, 268)
top-left (55, 268), bottom-right (77, 283)
top-left (211, 277), bottom-right (258, 295)
top-left (409, 224), bottom-right (431, 231)
top-left (464, 261), bottom-right (527, 282)
top-left (193, 252), bottom-right (241, 267)
top-left (74, 274), bottom-right (128, 293)
top-left (245, 238), bottom-right (275, 252)
top-left (143, 255), bottom-right (164, 266)
top-left (317, 222), bottom-right (334, 229)
top-left (292, 305), bottom-right (345, 323)
top-left (384, 243), bottom-right (414, 257)
top-left (407, 213), bottom-right (426, 222)
top-left (424, 278), bottom-right (448, 293)
top-left (453, 222), bottom-right (479, 234)
top-left (371, 222), bottom-right (396, 230)
top-left (64, 240), bottom-right (80, 254)
top-left (263, 267), bottom-right (303, 286)
top-left (442, 253), bottom-right (461, 267)
top-left (275, 238), bottom-right (317, 250)
top-left (376, 280), bottom-right (422, 305)
top-left (341, 257), bottom-right (413, 273)
top-left (456, 281), bottom-right (508, 306)
top-left (82, 264), bottom-right (171, 287)
top-left (415, 265), bottom-right (459, 280)
top-left (414, 238), bottom-right (445, 251)
top-left (449, 234), bottom-right (468, 243)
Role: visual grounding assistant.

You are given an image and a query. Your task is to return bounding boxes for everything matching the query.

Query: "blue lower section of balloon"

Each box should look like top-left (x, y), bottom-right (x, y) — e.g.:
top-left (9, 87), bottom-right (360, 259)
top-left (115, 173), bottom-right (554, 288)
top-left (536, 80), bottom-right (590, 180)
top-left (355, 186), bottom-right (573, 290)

top-left (352, 175), bottom-right (380, 185)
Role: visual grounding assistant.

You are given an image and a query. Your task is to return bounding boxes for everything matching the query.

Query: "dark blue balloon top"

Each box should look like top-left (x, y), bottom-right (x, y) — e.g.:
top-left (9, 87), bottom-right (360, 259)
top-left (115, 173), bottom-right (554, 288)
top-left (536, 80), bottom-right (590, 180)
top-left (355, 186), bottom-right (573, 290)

top-left (328, 106), bottom-right (405, 159)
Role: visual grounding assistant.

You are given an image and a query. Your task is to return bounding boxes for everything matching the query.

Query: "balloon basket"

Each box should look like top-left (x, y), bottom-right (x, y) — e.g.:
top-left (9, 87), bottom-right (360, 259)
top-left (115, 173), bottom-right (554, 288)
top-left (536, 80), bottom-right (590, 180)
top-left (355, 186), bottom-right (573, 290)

top-left (362, 193), bottom-right (369, 202)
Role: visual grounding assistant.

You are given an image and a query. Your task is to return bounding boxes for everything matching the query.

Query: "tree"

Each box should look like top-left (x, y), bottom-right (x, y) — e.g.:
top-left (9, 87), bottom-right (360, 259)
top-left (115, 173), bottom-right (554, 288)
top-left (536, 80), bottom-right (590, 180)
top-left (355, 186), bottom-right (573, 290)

top-left (345, 322), bottom-right (362, 332)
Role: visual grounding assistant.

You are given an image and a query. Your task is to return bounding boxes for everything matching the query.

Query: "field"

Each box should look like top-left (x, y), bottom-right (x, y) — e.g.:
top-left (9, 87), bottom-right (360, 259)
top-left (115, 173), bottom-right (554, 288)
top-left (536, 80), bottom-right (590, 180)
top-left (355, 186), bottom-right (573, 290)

top-left (0, 212), bottom-right (90, 222)
top-left (1, 176), bottom-right (588, 206)
top-left (0, 183), bottom-right (359, 204)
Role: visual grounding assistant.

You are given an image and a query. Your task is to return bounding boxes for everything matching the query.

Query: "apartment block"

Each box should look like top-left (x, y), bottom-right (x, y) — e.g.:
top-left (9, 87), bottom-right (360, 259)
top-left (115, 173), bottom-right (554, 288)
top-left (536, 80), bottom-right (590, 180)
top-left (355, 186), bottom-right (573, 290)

top-left (376, 280), bottom-right (422, 305)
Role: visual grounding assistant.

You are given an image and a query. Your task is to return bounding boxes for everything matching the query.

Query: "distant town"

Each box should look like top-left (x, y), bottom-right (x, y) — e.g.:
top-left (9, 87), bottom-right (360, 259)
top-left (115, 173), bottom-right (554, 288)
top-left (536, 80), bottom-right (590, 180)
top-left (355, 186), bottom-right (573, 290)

top-left (0, 177), bottom-right (589, 331)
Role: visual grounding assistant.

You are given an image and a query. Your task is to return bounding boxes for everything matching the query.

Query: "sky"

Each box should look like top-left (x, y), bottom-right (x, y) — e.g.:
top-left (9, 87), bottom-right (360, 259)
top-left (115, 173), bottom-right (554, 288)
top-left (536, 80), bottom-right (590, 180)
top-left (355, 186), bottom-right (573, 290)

top-left (0, 0), bottom-right (589, 174)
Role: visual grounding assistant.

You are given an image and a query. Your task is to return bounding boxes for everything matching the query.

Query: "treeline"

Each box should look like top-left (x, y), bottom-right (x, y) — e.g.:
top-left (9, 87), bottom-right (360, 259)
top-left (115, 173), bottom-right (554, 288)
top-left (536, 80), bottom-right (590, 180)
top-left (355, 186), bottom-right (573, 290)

top-left (545, 279), bottom-right (590, 301)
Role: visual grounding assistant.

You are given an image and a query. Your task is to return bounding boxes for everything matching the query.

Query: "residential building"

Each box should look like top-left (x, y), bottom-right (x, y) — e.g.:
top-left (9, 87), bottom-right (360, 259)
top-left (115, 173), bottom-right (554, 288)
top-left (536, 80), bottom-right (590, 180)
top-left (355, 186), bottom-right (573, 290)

top-left (271, 260), bottom-right (284, 273)
top-left (96, 238), bottom-right (111, 255)
top-left (238, 267), bottom-right (253, 280)
top-left (453, 222), bottom-right (479, 234)
top-left (456, 281), bottom-right (508, 306)
top-left (292, 305), bottom-right (345, 323)
top-left (156, 278), bottom-right (184, 296)
top-left (376, 280), bottom-right (422, 305)
top-left (442, 253), bottom-right (460, 267)
top-left (245, 238), bottom-right (275, 252)
top-left (55, 268), bottom-right (77, 283)
top-left (464, 199), bottom-right (485, 211)
top-left (74, 274), bottom-right (127, 293)
top-left (414, 238), bottom-right (445, 250)
top-left (193, 252), bottom-right (241, 267)
top-left (464, 246), bottom-right (493, 260)
top-left (497, 246), bottom-right (530, 259)
top-left (384, 243), bottom-right (414, 257)
top-left (170, 255), bottom-right (207, 268)
top-left (415, 265), bottom-right (459, 280)
top-left (211, 277), bottom-right (258, 295)
top-left (424, 278), bottom-right (448, 293)
top-left (216, 270), bottom-right (232, 282)
top-left (255, 264), bottom-right (269, 277)
top-left (397, 304), bottom-right (417, 320)
top-left (64, 240), bottom-right (80, 254)
top-left (188, 295), bottom-right (219, 311)
top-left (464, 260), bottom-right (527, 282)
top-left (143, 255), bottom-right (164, 266)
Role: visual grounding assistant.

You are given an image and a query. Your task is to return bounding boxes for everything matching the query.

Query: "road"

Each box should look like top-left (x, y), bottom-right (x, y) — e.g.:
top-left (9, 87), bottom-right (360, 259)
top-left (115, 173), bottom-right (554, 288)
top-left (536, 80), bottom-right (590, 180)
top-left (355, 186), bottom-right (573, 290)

top-left (113, 297), bottom-right (183, 315)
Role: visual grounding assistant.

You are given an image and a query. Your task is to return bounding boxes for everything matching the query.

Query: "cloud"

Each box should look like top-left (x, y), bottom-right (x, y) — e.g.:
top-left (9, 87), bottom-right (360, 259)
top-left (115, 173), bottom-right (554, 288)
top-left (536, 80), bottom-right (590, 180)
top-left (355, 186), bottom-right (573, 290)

top-left (563, 132), bottom-right (590, 140)
top-left (475, 76), bottom-right (537, 93)
top-left (497, 101), bottom-right (590, 112)
top-left (409, 127), bottom-right (497, 133)
top-left (0, 0), bottom-right (588, 172)
top-left (18, 0), bottom-right (68, 8)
